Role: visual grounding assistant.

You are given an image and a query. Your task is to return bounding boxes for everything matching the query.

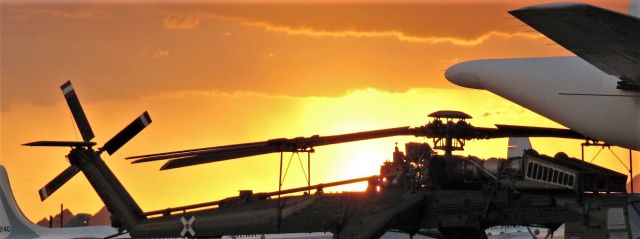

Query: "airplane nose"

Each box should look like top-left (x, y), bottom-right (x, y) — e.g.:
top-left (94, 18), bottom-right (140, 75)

top-left (445, 61), bottom-right (486, 90)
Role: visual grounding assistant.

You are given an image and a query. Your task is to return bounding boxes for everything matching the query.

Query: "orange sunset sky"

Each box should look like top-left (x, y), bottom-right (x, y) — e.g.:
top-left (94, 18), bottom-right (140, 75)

top-left (1, 0), bottom-right (637, 222)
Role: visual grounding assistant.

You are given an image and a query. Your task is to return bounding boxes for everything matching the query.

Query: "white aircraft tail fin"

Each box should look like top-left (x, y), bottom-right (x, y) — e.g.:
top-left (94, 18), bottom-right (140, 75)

top-left (507, 137), bottom-right (532, 158)
top-left (631, 0), bottom-right (640, 17)
top-left (0, 165), bottom-right (43, 238)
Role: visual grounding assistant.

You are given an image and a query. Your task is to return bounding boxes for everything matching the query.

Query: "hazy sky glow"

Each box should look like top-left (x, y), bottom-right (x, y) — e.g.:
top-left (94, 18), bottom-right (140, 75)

top-left (1, 0), bottom-right (635, 222)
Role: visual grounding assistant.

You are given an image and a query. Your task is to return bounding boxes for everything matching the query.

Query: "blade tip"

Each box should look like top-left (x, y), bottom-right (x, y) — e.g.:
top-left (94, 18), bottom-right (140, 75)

top-left (60, 80), bottom-right (71, 88)
top-left (60, 81), bottom-right (74, 95)
top-left (38, 187), bottom-right (49, 201)
top-left (159, 163), bottom-right (175, 171)
top-left (140, 112), bottom-right (152, 126)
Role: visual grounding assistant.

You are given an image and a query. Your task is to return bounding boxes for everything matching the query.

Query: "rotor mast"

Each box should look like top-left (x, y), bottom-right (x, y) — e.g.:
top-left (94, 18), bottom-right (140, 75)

top-left (427, 111), bottom-right (472, 156)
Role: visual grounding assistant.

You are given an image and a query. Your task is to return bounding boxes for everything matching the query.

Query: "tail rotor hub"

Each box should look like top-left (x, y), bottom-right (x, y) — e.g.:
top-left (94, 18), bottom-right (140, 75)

top-left (24, 81), bottom-right (152, 201)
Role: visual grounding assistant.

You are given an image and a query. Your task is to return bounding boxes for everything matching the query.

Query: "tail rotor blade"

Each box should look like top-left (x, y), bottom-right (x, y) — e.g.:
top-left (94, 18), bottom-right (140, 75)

top-left (39, 166), bottom-right (80, 201)
top-left (23, 141), bottom-right (96, 147)
top-left (61, 81), bottom-right (95, 142)
top-left (102, 111), bottom-right (152, 155)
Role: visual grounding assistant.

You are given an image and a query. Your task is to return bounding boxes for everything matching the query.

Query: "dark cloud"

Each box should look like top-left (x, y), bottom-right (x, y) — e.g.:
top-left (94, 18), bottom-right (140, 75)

top-left (163, 13), bottom-right (200, 29)
top-left (3, 6), bottom-right (113, 21)
top-left (190, 2), bottom-right (626, 40)
top-left (212, 4), bottom-right (525, 39)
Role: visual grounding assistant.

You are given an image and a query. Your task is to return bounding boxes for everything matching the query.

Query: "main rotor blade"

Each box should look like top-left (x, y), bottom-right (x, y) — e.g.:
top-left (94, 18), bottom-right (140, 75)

top-left (61, 81), bottom-right (94, 142)
top-left (130, 127), bottom-right (412, 168)
top-left (130, 141), bottom-right (267, 163)
top-left (39, 165), bottom-right (80, 201)
top-left (102, 111), bottom-right (152, 155)
top-left (408, 123), bottom-right (586, 140)
top-left (23, 141), bottom-right (96, 147)
top-left (159, 147), bottom-right (281, 170)
top-left (493, 125), bottom-right (586, 139)
top-left (134, 119), bottom-right (585, 171)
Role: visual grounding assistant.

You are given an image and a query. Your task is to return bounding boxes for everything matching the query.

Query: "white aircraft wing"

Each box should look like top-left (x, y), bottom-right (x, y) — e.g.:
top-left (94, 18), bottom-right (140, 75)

top-left (510, 3), bottom-right (640, 88)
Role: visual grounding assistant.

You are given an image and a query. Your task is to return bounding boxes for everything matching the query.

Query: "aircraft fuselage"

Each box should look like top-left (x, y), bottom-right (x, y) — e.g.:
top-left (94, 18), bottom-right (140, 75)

top-left (446, 56), bottom-right (640, 150)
